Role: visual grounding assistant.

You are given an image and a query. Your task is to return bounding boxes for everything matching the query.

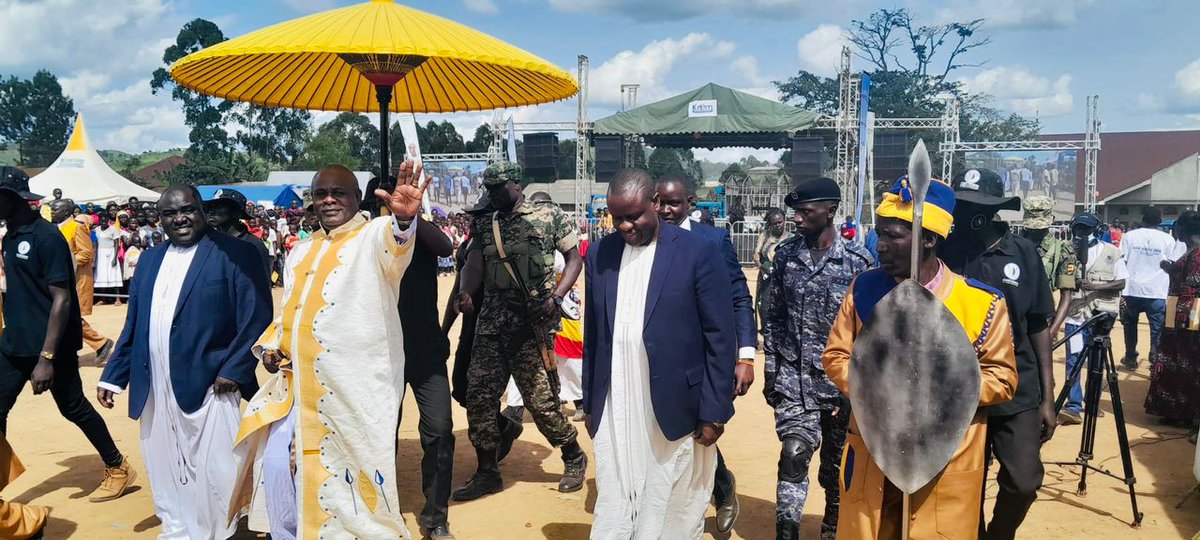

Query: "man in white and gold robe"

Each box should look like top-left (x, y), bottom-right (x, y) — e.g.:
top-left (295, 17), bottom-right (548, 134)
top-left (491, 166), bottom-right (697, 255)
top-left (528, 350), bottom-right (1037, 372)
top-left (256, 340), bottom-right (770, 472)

top-left (229, 164), bottom-right (429, 540)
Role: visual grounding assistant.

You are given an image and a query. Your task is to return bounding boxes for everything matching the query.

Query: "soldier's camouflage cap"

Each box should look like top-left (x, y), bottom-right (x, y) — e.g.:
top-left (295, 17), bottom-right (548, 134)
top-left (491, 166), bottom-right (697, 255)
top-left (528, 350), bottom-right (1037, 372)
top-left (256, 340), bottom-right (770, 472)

top-left (483, 162), bottom-right (522, 187)
top-left (1023, 195), bottom-right (1055, 229)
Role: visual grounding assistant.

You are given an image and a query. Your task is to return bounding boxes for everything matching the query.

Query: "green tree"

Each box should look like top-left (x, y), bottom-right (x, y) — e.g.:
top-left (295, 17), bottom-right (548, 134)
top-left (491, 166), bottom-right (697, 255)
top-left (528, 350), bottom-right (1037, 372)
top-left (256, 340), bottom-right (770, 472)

top-left (720, 162), bottom-right (747, 184)
top-left (151, 19), bottom-right (234, 160)
top-left (647, 147), bottom-right (684, 178)
top-left (423, 120), bottom-right (466, 154)
top-left (318, 112), bottom-right (380, 168)
top-left (466, 124), bottom-right (493, 153)
top-left (0, 70), bottom-right (76, 167)
top-left (774, 9), bottom-right (1039, 181)
top-left (294, 130), bottom-right (359, 171)
top-left (232, 105), bottom-right (312, 166)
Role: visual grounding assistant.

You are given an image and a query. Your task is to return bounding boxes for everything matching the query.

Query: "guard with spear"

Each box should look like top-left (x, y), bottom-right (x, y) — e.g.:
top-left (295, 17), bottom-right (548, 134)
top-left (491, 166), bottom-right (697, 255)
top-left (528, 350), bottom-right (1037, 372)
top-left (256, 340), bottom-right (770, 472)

top-left (821, 142), bottom-right (1018, 539)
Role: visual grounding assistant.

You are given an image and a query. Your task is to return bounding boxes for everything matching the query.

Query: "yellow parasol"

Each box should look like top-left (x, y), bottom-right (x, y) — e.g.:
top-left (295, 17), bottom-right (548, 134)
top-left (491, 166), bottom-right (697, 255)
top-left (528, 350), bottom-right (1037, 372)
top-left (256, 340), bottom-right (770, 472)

top-left (170, 0), bottom-right (577, 178)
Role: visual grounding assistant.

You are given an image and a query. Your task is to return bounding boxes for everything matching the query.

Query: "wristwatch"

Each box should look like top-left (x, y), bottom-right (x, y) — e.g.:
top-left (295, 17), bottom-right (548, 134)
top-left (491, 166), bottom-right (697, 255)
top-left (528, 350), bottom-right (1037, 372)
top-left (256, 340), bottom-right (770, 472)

top-left (39, 351), bottom-right (55, 362)
top-left (552, 293), bottom-right (565, 306)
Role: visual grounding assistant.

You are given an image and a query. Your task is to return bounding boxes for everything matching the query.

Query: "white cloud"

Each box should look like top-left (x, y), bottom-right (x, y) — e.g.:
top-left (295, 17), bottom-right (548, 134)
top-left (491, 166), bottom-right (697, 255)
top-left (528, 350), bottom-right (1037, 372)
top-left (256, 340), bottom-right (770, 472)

top-left (935, 0), bottom-right (1091, 31)
top-left (695, 147), bottom-right (784, 165)
top-left (546, 0), bottom-right (808, 21)
top-left (731, 56), bottom-right (771, 88)
top-left (959, 66), bottom-right (1075, 117)
top-left (1141, 57), bottom-right (1200, 114)
top-left (589, 33), bottom-right (734, 106)
top-left (1136, 93), bottom-right (1165, 113)
top-left (0, 0), bottom-right (168, 70)
top-left (463, 0), bottom-right (499, 14)
top-left (1175, 58), bottom-right (1200, 98)
top-left (796, 24), bottom-right (846, 78)
top-left (0, 1), bottom-right (195, 152)
top-left (71, 79), bottom-right (188, 152)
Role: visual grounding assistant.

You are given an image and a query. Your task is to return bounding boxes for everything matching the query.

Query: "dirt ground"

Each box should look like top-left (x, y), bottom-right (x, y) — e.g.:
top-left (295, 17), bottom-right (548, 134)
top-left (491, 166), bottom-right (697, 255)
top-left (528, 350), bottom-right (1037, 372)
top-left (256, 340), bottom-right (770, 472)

top-left (5, 270), bottom-right (1200, 539)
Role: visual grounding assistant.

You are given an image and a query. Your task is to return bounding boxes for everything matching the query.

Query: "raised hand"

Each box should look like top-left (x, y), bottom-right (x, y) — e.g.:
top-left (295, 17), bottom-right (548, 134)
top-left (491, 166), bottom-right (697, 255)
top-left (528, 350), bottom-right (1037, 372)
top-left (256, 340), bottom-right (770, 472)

top-left (374, 160), bottom-right (429, 221)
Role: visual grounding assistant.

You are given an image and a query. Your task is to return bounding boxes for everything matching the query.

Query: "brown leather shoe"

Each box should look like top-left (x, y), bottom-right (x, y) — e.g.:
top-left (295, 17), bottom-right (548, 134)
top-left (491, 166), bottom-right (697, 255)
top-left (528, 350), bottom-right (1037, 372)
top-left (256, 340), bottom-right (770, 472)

top-left (89, 457), bottom-right (137, 502)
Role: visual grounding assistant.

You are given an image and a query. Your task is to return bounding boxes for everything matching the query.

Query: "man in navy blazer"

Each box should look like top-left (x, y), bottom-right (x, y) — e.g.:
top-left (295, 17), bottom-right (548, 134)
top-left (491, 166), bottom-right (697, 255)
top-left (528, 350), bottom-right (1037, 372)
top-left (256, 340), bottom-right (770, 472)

top-left (655, 173), bottom-right (756, 532)
top-left (97, 185), bottom-right (272, 538)
top-left (584, 169), bottom-right (737, 536)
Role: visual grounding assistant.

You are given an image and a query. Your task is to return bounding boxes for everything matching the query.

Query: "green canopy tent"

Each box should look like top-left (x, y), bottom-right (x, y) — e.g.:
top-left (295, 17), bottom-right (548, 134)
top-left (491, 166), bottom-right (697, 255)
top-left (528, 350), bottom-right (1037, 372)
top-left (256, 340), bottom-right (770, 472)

top-left (592, 83), bottom-right (825, 148)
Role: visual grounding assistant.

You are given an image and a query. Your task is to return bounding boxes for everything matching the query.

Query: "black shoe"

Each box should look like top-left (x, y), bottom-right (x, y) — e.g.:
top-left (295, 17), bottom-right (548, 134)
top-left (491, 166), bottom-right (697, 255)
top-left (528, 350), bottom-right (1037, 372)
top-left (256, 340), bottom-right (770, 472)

top-left (776, 520), bottom-right (800, 540)
top-left (715, 472), bottom-right (739, 533)
top-left (95, 339), bottom-right (115, 365)
top-left (420, 524), bottom-right (457, 540)
top-left (558, 452), bottom-right (587, 493)
top-left (502, 405), bottom-right (525, 423)
top-left (451, 470), bottom-right (503, 501)
top-left (497, 416), bottom-right (524, 463)
top-left (1121, 355), bottom-right (1139, 370)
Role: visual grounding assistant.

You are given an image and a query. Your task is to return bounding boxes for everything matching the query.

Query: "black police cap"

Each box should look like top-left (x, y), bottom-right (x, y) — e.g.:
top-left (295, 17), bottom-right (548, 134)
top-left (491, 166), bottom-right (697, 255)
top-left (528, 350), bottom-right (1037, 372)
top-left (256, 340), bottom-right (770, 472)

top-left (784, 177), bottom-right (840, 208)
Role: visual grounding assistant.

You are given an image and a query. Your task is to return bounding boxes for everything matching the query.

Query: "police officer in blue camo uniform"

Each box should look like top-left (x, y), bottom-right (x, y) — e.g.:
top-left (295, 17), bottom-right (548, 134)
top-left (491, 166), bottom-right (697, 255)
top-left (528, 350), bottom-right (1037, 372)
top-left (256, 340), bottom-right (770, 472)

top-left (762, 177), bottom-right (873, 540)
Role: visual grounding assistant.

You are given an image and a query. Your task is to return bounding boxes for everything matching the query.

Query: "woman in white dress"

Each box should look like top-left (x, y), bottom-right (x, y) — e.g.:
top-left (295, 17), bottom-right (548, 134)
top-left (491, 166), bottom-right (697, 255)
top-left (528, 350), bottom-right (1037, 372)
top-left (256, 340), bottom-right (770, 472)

top-left (93, 214), bottom-right (124, 304)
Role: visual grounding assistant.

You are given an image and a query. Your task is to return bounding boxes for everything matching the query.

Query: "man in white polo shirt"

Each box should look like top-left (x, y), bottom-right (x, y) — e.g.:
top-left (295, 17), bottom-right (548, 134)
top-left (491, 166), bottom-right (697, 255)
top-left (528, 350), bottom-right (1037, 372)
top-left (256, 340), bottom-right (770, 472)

top-left (1119, 207), bottom-right (1183, 370)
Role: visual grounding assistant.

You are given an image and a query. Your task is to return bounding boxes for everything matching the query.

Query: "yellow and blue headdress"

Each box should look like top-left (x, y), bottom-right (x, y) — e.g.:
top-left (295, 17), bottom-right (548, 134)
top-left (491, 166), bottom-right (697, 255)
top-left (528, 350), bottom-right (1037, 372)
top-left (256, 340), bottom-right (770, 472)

top-left (875, 176), bottom-right (956, 238)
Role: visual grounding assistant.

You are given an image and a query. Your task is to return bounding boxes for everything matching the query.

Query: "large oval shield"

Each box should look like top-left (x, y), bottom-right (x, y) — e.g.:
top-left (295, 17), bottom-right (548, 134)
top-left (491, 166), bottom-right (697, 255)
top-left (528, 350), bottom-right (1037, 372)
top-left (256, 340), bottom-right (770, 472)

top-left (849, 280), bottom-right (981, 494)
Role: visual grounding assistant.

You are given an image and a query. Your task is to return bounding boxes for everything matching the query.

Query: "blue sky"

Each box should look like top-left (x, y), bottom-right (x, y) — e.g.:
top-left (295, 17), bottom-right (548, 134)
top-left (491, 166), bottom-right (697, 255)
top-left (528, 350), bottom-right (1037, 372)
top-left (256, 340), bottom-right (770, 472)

top-left (3, 0), bottom-right (1198, 161)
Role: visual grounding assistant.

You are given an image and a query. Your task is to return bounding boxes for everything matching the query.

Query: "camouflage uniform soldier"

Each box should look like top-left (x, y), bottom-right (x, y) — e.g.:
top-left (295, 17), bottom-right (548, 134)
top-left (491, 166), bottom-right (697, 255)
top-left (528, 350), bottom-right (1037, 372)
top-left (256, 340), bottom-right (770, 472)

top-left (452, 162), bottom-right (588, 501)
top-left (763, 178), bottom-right (873, 540)
top-left (1020, 196), bottom-right (1078, 291)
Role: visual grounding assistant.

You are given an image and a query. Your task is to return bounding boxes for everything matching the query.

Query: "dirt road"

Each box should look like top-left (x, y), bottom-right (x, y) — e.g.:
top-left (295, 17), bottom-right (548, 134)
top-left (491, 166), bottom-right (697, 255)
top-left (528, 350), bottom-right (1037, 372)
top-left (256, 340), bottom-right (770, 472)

top-left (5, 273), bottom-right (1199, 539)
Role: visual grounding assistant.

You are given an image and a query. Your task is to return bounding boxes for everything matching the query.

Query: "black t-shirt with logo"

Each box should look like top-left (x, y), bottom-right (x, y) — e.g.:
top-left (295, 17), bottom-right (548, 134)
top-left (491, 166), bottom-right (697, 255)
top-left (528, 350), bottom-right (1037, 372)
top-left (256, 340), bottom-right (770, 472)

top-left (942, 227), bottom-right (1055, 416)
top-left (2, 218), bottom-right (84, 358)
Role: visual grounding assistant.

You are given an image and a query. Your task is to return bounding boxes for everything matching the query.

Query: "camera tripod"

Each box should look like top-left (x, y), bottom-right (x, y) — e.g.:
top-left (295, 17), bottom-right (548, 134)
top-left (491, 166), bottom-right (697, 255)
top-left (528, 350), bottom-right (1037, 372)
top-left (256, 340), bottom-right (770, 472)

top-left (1046, 312), bottom-right (1144, 527)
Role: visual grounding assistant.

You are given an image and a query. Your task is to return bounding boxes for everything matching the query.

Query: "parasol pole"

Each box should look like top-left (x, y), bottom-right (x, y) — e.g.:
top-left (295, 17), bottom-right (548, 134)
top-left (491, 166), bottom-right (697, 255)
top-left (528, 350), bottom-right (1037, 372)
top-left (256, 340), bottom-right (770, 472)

top-left (376, 84), bottom-right (393, 184)
top-left (902, 138), bottom-right (932, 540)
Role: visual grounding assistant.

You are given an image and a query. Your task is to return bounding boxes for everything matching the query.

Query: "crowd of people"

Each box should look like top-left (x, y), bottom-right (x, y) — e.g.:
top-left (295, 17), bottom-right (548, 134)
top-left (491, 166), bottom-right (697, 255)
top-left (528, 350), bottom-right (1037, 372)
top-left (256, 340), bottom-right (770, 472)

top-left (0, 156), bottom-right (1198, 540)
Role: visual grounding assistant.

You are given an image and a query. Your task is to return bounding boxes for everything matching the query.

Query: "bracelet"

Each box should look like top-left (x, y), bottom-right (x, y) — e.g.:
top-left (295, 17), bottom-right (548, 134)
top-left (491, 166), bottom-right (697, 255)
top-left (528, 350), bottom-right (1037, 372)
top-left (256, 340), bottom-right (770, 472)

top-left (737, 359), bottom-right (755, 367)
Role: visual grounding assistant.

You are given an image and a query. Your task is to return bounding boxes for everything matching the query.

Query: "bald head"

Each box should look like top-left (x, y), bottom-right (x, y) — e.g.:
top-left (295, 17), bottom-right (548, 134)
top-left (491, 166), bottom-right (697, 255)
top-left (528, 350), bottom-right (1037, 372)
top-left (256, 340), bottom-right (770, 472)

top-left (49, 198), bottom-right (75, 223)
top-left (312, 163), bottom-right (363, 230)
top-left (160, 183), bottom-right (203, 206)
top-left (608, 168), bottom-right (654, 201)
top-left (315, 164), bottom-right (359, 190)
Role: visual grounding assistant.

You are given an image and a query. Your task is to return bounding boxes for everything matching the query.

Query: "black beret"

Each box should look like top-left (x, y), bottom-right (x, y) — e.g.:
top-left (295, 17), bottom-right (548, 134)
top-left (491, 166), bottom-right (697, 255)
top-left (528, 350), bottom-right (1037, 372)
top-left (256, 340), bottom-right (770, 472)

top-left (785, 177), bottom-right (841, 207)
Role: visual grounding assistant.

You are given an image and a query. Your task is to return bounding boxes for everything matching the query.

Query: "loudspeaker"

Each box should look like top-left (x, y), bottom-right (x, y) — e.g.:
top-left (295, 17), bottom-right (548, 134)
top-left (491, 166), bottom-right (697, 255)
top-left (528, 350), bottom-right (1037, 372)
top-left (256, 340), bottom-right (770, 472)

top-left (789, 137), bottom-right (822, 185)
top-left (522, 132), bottom-right (558, 180)
top-left (594, 135), bottom-right (624, 183)
top-left (873, 132), bottom-right (908, 185)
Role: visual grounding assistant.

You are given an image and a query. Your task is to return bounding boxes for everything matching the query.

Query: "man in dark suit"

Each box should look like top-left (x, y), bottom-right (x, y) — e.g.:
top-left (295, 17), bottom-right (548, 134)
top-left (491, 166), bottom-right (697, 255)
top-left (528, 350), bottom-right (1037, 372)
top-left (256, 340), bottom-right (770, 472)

top-left (655, 173), bottom-right (756, 532)
top-left (97, 184), bottom-right (272, 538)
top-left (583, 169), bottom-right (736, 537)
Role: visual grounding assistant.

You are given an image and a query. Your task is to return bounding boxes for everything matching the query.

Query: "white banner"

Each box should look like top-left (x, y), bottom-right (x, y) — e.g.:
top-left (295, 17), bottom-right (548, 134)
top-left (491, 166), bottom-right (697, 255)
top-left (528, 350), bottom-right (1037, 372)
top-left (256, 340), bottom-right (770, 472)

top-left (397, 114), bottom-right (431, 213)
top-left (507, 116), bottom-right (518, 164)
top-left (687, 99), bottom-right (718, 117)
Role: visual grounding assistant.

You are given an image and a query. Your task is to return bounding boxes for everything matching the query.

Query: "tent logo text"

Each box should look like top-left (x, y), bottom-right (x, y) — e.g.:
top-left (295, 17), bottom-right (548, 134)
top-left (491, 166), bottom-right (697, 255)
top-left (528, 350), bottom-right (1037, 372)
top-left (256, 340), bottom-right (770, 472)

top-left (688, 100), bottom-right (718, 117)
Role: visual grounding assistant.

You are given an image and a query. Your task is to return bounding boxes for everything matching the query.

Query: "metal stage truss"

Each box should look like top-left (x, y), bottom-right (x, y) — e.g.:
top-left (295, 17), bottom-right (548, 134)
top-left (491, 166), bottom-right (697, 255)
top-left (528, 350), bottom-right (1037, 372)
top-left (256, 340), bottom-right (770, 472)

top-left (942, 95), bottom-right (1101, 212)
top-left (423, 47), bottom-right (1099, 226)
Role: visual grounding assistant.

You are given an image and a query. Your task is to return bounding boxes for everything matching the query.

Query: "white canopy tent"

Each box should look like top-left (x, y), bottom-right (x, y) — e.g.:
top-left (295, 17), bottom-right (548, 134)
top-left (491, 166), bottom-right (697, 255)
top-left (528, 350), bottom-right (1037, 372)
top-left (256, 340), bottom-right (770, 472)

top-left (30, 113), bottom-right (160, 204)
